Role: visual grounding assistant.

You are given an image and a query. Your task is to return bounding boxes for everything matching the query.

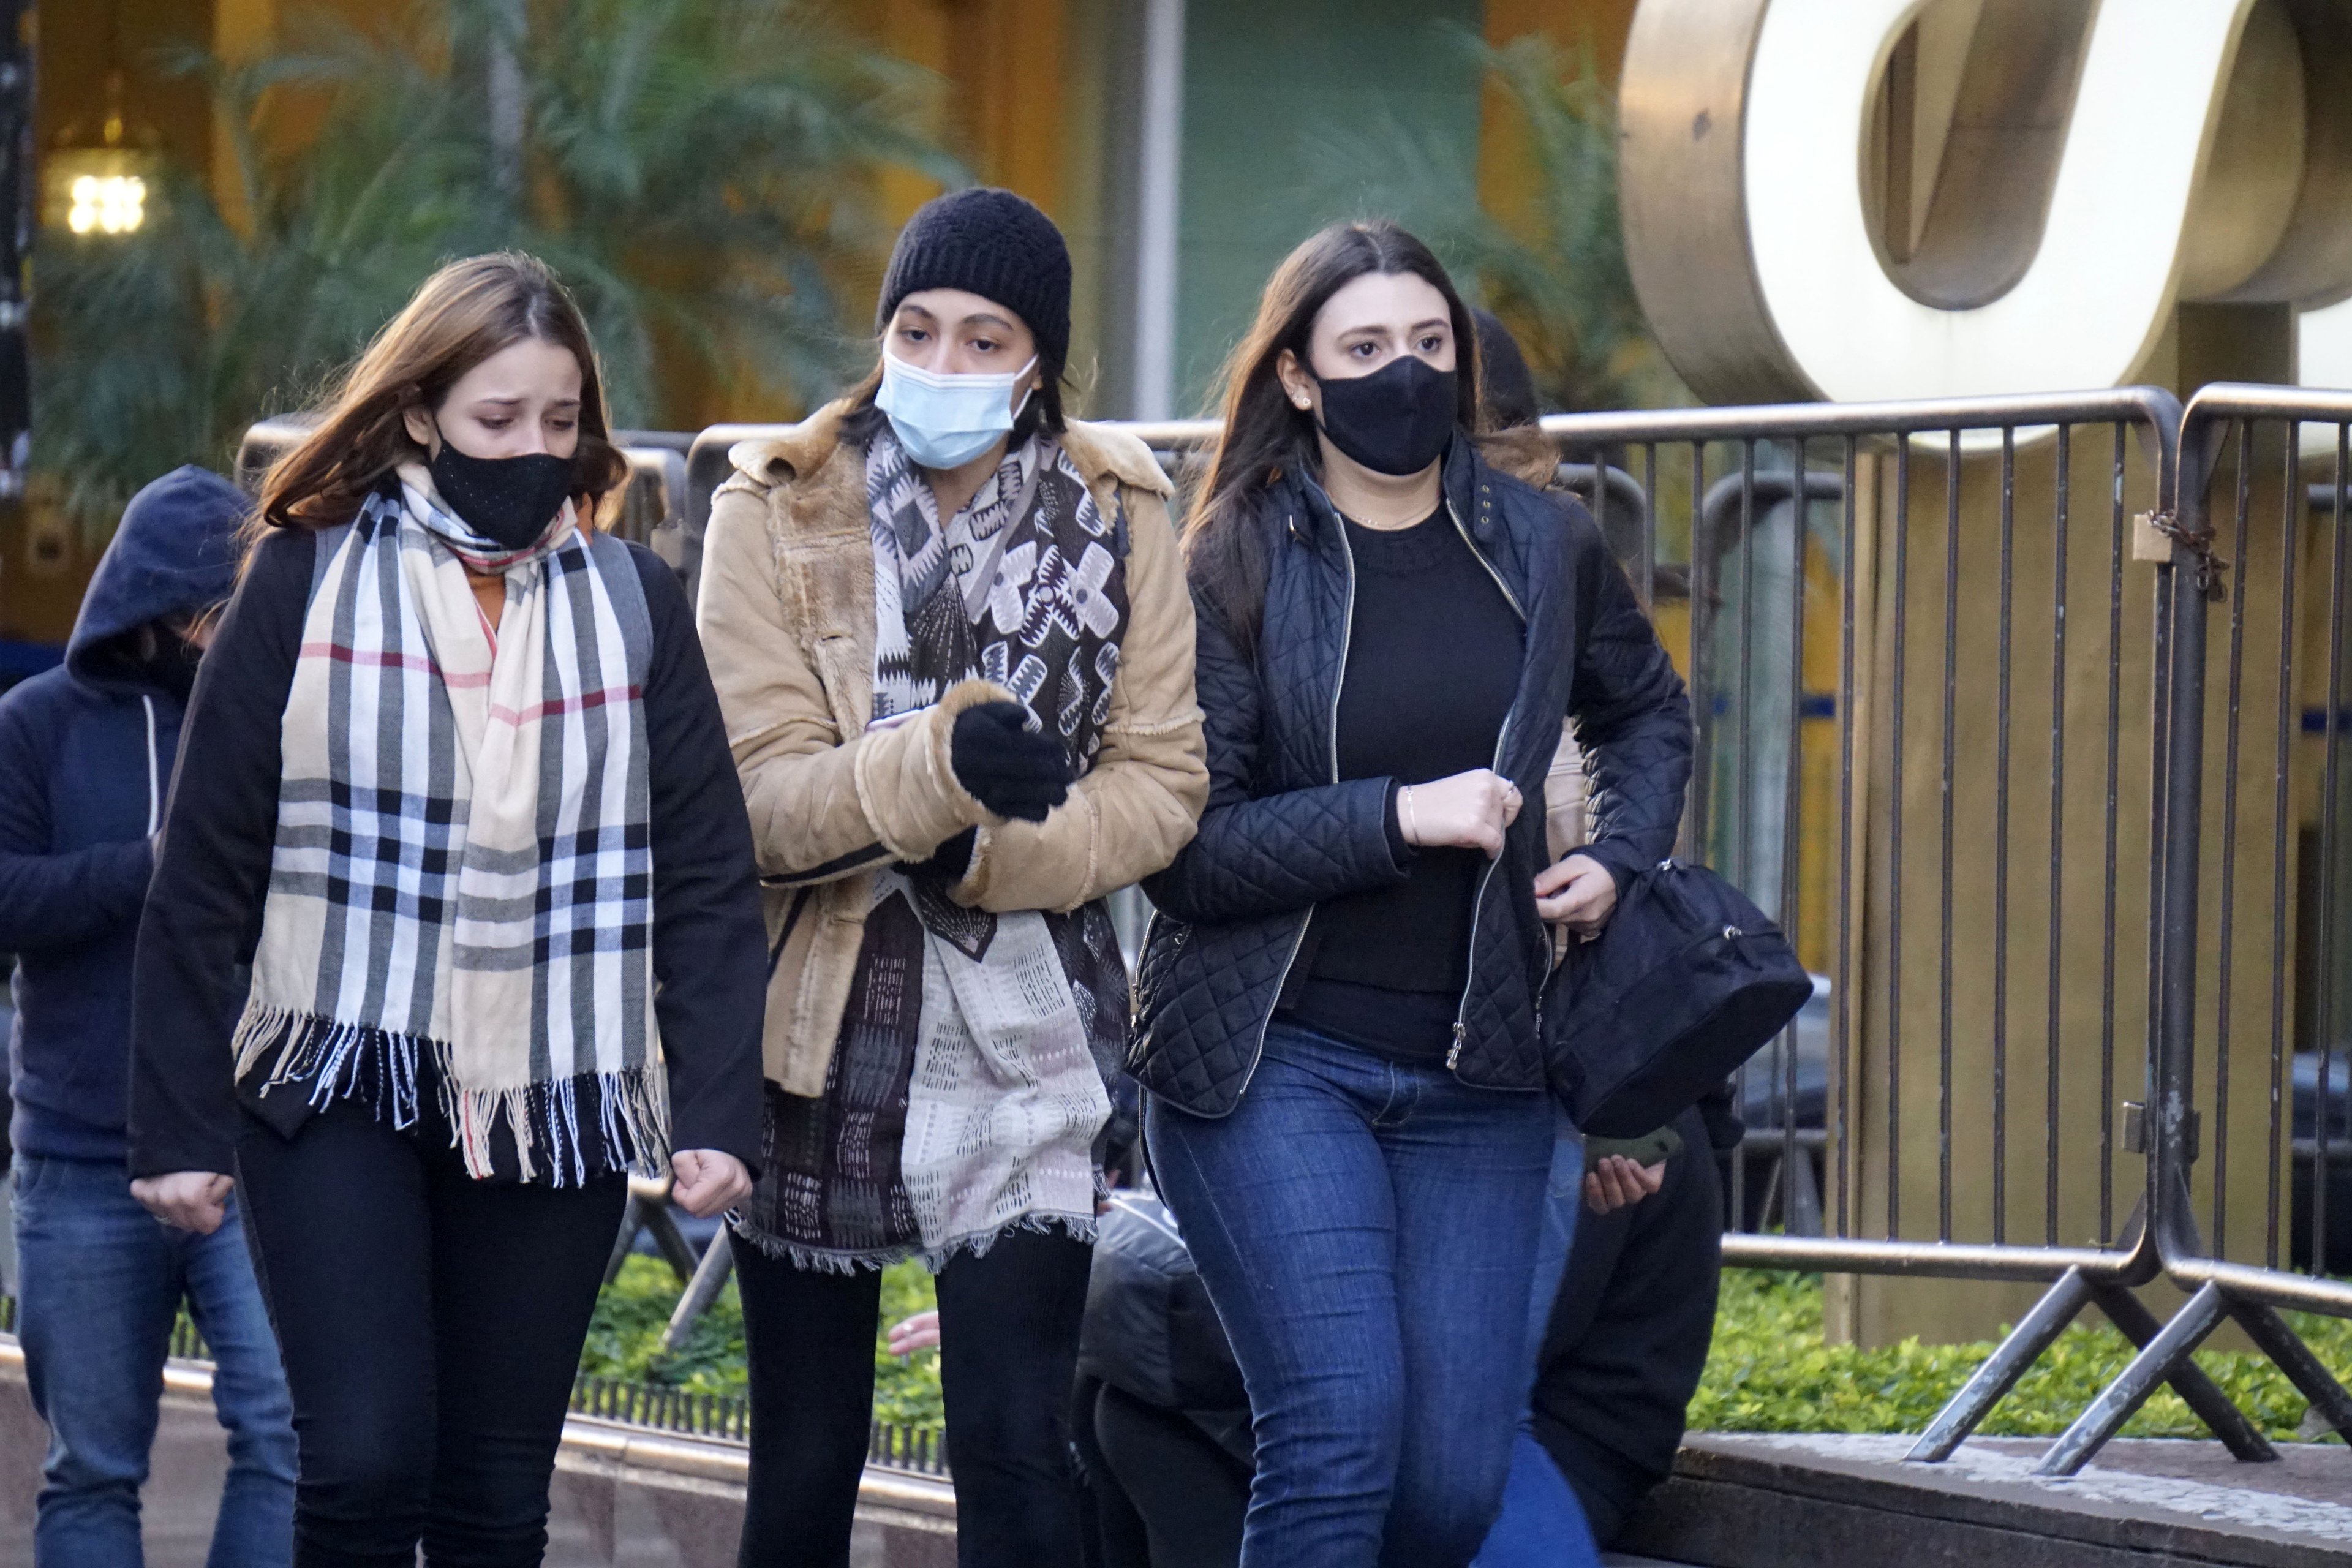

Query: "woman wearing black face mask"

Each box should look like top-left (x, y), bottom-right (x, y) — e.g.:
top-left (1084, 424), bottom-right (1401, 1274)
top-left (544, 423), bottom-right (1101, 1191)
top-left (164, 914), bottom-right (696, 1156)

top-left (127, 252), bottom-right (767, 1566)
top-left (1133, 221), bottom-right (1692, 1568)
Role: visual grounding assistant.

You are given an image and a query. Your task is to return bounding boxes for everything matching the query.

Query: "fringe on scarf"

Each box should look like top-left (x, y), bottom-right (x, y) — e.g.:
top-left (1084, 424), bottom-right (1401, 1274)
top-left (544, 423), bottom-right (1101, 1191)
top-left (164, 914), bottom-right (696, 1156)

top-left (233, 1003), bottom-right (669, 1186)
top-left (725, 1208), bottom-right (1101, 1276)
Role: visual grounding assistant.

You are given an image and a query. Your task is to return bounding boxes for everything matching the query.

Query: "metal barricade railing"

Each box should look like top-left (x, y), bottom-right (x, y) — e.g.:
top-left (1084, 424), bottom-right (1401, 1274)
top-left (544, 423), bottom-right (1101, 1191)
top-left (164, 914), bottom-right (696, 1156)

top-left (1529, 390), bottom-right (2345, 1476)
top-left (2032, 383), bottom-right (2352, 1474)
top-left (1540, 389), bottom-right (2174, 1254)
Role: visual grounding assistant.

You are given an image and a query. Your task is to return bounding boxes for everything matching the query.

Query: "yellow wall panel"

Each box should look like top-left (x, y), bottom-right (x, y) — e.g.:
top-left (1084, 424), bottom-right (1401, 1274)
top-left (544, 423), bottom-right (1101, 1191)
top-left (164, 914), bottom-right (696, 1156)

top-left (868, 0), bottom-right (954, 227)
top-left (1477, 0), bottom-right (1638, 238)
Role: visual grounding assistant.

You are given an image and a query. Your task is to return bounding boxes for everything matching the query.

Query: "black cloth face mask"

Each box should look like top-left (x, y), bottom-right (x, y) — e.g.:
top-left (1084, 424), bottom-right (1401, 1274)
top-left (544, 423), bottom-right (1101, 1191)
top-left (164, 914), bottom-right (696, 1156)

top-left (428, 432), bottom-right (577, 552)
top-left (1312, 354), bottom-right (1460, 478)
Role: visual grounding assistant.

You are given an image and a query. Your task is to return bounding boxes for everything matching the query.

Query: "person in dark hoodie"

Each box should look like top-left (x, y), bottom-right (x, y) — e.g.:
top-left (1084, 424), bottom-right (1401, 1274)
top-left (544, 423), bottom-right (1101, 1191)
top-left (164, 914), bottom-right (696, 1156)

top-left (0, 466), bottom-right (295, 1567)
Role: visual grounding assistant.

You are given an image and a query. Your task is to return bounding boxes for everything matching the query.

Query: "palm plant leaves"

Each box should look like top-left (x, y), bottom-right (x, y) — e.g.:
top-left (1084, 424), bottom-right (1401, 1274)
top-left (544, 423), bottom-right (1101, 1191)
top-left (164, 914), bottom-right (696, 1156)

top-left (1463, 34), bottom-right (1686, 415)
top-left (35, 0), bottom-right (960, 538)
top-left (1308, 29), bottom-right (1687, 416)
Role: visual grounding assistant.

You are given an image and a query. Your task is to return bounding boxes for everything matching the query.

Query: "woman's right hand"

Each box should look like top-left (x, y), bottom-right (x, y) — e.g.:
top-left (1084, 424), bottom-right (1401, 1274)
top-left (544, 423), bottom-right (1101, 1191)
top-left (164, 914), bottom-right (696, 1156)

top-left (887, 1310), bottom-right (942, 1357)
top-left (131, 1172), bottom-right (234, 1235)
top-left (1585, 1155), bottom-right (1665, 1214)
top-left (1398, 768), bottom-right (1522, 858)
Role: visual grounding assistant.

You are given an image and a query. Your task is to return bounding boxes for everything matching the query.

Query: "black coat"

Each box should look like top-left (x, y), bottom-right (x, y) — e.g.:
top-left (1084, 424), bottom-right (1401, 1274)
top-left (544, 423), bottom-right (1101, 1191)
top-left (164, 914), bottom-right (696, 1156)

top-left (1133, 436), bottom-right (1692, 1117)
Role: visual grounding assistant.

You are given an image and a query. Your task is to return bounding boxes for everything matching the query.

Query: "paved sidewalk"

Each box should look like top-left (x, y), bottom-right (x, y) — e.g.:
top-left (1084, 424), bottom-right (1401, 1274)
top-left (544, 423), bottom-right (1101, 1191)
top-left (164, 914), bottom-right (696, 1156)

top-left (0, 1362), bottom-right (946, 1567)
top-left (0, 1343), bottom-right (1702, 1567)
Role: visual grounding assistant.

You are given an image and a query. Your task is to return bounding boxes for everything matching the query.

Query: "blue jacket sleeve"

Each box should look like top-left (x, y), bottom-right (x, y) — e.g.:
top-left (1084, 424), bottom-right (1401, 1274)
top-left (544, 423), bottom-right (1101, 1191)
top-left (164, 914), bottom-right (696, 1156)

top-left (0, 693), bottom-right (155, 951)
top-left (1141, 595), bottom-right (1411, 925)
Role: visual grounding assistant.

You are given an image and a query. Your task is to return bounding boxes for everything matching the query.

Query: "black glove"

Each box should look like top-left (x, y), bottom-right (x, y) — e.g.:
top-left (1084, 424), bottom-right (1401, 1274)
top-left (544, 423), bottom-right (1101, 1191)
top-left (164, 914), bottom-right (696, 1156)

top-left (908, 827), bottom-right (977, 883)
top-left (950, 701), bottom-right (1070, 823)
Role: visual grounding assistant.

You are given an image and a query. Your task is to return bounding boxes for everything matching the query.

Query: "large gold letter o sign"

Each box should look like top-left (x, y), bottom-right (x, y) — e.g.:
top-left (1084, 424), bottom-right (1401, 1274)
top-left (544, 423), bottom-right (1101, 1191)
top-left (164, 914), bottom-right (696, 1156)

top-left (1621, 0), bottom-right (2352, 404)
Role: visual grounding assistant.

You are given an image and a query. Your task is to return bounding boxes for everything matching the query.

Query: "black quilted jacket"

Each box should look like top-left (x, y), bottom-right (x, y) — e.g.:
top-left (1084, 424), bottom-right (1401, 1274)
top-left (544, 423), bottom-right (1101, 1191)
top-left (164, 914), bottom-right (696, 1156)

top-left (1133, 436), bottom-right (1692, 1117)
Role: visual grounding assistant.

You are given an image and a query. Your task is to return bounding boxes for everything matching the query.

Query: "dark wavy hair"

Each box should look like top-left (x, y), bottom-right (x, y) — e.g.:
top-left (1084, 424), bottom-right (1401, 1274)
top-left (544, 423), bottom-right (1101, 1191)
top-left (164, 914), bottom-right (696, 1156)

top-left (1183, 221), bottom-right (1483, 654)
top-left (254, 252), bottom-right (629, 541)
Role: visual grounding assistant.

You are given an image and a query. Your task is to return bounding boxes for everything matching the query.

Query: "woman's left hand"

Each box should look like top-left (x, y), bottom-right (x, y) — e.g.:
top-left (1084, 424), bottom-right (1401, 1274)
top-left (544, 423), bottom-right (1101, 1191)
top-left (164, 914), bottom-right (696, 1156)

top-left (671, 1150), bottom-right (753, 1218)
top-left (1536, 852), bottom-right (1617, 938)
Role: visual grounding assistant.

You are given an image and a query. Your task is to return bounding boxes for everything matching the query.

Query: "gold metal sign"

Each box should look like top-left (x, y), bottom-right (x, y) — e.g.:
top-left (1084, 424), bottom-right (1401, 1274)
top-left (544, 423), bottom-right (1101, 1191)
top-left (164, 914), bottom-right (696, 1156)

top-left (1620, 0), bottom-right (2352, 404)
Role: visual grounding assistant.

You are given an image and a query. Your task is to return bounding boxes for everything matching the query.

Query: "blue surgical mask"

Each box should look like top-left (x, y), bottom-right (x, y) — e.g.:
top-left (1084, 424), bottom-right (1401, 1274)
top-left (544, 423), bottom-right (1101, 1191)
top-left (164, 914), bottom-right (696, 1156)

top-left (876, 352), bottom-right (1038, 470)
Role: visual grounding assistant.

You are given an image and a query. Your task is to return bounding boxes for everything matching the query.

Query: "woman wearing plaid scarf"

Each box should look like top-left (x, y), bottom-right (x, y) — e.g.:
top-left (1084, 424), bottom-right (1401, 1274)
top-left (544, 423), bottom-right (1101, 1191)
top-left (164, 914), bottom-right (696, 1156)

top-left (696, 189), bottom-right (1208, 1568)
top-left (127, 253), bottom-right (767, 1567)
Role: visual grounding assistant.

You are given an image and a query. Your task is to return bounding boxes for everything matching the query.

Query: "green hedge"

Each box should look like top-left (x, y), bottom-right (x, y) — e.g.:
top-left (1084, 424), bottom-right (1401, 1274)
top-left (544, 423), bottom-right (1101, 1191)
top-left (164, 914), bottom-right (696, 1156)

top-left (582, 1256), bottom-right (941, 1426)
top-left (1695, 1268), bottom-right (2348, 1441)
top-left (583, 1256), bottom-right (2350, 1442)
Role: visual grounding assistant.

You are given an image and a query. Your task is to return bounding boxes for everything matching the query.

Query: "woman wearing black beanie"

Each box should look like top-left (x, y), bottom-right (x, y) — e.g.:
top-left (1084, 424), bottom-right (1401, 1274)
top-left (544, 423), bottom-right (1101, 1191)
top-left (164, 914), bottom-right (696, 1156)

top-left (697, 187), bottom-right (1208, 1567)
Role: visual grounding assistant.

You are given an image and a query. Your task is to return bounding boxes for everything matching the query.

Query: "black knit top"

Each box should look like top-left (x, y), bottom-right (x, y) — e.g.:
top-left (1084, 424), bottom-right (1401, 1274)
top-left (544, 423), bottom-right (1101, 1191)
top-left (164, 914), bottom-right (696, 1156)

top-left (1287, 505), bottom-right (1524, 1060)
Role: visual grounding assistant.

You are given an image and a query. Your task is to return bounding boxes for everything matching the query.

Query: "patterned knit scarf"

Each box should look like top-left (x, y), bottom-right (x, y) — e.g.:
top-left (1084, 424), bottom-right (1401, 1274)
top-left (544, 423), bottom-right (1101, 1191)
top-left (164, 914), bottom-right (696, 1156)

top-left (867, 428), bottom-right (1125, 1259)
top-left (234, 468), bottom-right (664, 1185)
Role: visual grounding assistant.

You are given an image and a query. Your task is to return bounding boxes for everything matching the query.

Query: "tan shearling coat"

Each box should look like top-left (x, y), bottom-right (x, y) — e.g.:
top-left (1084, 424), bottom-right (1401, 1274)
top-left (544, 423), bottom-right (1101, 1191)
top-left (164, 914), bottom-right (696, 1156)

top-left (696, 401), bottom-right (1209, 1096)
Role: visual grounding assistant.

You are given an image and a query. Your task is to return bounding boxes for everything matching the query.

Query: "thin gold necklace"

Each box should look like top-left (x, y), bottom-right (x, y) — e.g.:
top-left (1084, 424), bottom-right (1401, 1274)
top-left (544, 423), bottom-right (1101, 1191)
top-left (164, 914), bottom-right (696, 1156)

top-left (1338, 499), bottom-right (1432, 532)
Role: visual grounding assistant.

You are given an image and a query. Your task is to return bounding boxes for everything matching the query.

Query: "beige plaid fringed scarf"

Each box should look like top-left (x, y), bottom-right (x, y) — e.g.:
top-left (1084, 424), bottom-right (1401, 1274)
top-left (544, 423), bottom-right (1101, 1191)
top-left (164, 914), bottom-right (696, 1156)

top-left (235, 466), bottom-right (666, 1185)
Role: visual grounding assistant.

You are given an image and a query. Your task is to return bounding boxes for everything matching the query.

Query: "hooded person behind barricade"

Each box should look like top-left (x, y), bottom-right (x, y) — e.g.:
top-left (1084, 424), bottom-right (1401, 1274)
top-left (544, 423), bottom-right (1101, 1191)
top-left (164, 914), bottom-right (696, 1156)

top-left (0, 466), bottom-right (239, 1161)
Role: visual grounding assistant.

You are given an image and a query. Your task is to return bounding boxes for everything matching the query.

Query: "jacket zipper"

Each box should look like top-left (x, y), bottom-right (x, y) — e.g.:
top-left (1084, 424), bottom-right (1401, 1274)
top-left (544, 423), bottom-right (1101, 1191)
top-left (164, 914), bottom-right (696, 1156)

top-left (1238, 509), bottom-right (1356, 1102)
top-left (141, 695), bottom-right (160, 837)
top-left (1445, 492), bottom-right (1524, 1073)
top-left (1449, 710), bottom-right (1513, 1071)
top-left (1447, 494), bottom-right (1525, 624)
top-left (1327, 508), bottom-right (1359, 778)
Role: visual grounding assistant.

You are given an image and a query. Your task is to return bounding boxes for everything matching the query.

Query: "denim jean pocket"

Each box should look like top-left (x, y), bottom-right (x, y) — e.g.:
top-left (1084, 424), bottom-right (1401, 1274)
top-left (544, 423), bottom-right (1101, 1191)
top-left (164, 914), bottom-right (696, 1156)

top-left (10, 1155), bottom-right (47, 1202)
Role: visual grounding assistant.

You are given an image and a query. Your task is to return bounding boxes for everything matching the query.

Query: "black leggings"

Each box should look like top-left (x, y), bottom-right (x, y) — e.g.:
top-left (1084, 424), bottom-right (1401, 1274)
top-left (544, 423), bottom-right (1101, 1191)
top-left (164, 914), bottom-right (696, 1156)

top-left (234, 1102), bottom-right (627, 1568)
top-left (734, 1226), bottom-right (1094, 1568)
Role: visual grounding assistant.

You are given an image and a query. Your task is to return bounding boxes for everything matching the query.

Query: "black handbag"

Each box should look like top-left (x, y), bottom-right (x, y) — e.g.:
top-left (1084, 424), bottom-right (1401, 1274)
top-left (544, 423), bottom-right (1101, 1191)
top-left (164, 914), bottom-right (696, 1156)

top-left (1540, 858), bottom-right (1811, 1137)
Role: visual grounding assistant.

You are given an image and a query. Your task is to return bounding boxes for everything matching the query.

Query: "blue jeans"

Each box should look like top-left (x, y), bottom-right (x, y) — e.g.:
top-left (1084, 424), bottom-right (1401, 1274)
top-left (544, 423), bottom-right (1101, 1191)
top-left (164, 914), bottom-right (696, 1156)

top-left (1471, 1432), bottom-right (1605, 1568)
top-left (1147, 1021), bottom-right (1555, 1568)
top-left (1523, 1112), bottom-right (1582, 1375)
top-left (13, 1153), bottom-right (296, 1568)
top-left (1470, 1117), bottom-right (1604, 1568)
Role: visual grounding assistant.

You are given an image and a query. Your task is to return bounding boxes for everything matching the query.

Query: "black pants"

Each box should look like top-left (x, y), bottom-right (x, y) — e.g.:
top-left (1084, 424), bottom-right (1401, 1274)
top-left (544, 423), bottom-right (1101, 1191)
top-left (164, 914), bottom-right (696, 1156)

top-left (734, 1226), bottom-right (1094, 1568)
top-left (234, 1102), bottom-right (627, 1568)
top-left (1076, 1377), bottom-right (1249, 1568)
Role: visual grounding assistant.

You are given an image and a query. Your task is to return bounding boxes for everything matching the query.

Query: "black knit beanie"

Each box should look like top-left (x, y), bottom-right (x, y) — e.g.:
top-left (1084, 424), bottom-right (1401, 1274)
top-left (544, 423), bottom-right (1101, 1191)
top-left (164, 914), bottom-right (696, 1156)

top-left (876, 187), bottom-right (1072, 379)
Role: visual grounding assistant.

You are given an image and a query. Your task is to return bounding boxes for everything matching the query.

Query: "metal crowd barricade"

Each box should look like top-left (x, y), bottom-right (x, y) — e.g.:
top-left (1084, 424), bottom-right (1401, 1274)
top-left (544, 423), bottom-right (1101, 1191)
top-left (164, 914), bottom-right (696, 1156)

top-left (1528, 390), bottom-right (2324, 1475)
top-left (2045, 383), bottom-right (2352, 1474)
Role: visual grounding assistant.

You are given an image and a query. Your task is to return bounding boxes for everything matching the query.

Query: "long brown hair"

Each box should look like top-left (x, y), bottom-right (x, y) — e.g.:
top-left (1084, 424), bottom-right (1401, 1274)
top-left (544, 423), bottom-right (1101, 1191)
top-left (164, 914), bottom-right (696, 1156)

top-left (1183, 221), bottom-right (1483, 653)
top-left (254, 252), bottom-right (630, 537)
